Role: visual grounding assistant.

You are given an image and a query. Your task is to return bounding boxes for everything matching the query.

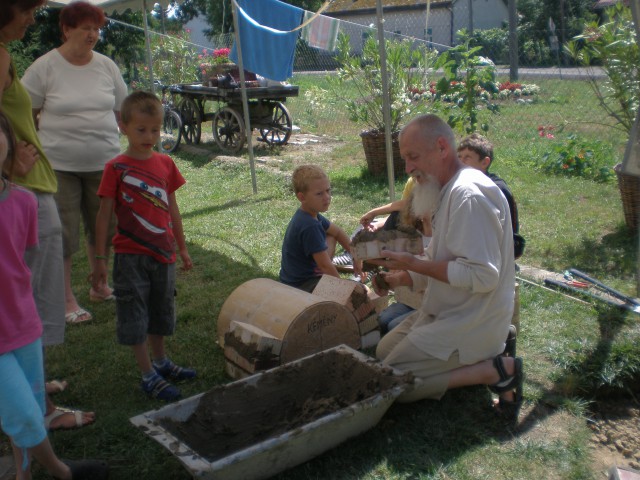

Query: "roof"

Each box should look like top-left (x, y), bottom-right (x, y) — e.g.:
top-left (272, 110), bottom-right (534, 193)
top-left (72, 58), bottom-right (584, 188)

top-left (326, 0), bottom-right (451, 15)
top-left (594, 0), bottom-right (628, 7)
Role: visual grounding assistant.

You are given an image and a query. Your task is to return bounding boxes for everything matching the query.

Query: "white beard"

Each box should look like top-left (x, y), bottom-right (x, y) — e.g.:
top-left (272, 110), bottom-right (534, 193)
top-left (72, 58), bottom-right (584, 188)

top-left (411, 175), bottom-right (441, 219)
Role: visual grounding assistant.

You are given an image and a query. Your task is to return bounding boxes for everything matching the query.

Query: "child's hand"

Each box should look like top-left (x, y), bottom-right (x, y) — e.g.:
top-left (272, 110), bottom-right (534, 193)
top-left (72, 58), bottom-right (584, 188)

top-left (352, 256), bottom-right (363, 279)
top-left (92, 262), bottom-right (108, 291)
top-left (13, 142), bottom-right (39, 177)
top-left (179, 249), bottom-right (193, 271)
top-left (359, 211), bottom-right (376, 228)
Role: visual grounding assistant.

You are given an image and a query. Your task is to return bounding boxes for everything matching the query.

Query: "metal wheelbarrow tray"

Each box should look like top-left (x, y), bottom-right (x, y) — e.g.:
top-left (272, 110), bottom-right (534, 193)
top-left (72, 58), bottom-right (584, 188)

top-left (130, 345), bottom-right (412, 480)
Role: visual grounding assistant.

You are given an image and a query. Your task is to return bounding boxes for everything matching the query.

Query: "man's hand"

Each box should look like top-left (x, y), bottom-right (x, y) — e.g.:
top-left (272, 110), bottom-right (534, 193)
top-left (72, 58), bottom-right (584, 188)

top-left (372, 270), bottom-right (411, 295)
top-left (368, 249), bottom-right (417, 271)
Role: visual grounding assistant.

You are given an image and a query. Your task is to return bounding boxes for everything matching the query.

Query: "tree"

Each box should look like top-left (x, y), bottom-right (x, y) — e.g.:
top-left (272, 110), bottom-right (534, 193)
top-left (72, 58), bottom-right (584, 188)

top-left (179, 0), bottom-right (323, 38)
top-left (516, 0), bottom-right (595, 65)
top-left (12, 7), bottom-right (146, 83)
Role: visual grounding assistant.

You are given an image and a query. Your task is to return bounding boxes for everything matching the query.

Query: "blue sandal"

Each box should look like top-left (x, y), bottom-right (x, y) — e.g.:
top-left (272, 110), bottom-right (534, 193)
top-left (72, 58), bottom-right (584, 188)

top-left (154, 361), bottom-right (196, 382)
top-left (141, 374), bottom-right (181, 401)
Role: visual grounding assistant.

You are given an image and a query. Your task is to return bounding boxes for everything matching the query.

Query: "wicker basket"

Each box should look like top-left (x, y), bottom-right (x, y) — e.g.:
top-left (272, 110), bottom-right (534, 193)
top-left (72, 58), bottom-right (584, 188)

top-left (359, 129), bottom-right (403, 177)
top-left (614, 163), bottom-right (640, 231)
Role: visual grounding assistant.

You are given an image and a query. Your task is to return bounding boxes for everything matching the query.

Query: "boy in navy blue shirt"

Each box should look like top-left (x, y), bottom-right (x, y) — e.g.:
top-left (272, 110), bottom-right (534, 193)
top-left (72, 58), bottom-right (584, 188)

top-left (280, 165), bottom-right (358, 292)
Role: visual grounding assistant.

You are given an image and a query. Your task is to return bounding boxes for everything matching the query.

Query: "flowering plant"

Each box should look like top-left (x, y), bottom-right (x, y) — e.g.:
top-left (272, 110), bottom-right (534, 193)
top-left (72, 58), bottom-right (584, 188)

top-left (540, 133), bottom-right (615, 183)
top-left (198, 47), bottom-right (234, 79)
top-left (212, 47), bottom-right (231, 65)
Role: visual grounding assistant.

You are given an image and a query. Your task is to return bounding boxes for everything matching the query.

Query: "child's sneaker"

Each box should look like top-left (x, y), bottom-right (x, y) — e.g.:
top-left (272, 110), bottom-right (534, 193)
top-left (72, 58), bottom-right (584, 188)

top-left (153, 360), bottom-right (197, 382)
top-left (141, 373), bottom-right (181, 401)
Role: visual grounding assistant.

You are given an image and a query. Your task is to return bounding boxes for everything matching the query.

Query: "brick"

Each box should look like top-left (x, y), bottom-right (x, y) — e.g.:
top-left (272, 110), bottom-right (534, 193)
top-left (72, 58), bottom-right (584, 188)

top-left (229, 320), bottom-right (282, 356)
top-left (358, 312), bottom-right (380, 335)
top-left (312, 275), bottom-right (369, 312)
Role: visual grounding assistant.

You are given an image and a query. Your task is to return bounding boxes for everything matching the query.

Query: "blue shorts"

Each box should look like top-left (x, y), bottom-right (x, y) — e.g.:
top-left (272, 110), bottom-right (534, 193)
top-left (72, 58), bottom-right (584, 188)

top-left (113, 254), bottom-right (176, 345)
top-left (0, 339), bottom-right (47, 449)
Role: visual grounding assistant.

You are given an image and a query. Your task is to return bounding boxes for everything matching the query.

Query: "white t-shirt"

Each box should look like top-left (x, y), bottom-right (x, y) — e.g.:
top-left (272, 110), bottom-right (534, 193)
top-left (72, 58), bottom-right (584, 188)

top-left (22, 49), bottom-right (128, 172)
top-left (407, 167), bottom-right (515, 365)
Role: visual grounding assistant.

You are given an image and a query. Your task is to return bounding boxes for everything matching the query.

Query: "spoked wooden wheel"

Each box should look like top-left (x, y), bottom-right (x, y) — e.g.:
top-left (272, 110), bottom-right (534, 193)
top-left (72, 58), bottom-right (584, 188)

top-left (212, 107), bottom-right (245, 153)
top-left (178, 97), bottom-right (201, 145)
top-left (260, 102), bottom-right (292, 146)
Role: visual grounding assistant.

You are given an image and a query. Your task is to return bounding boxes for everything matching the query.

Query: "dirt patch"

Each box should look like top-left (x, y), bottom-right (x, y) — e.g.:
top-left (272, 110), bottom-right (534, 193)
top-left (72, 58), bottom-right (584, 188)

top-left (588, 398), bottom-right (640, 472)
top-left (160, 349), bottom-right (412, 462)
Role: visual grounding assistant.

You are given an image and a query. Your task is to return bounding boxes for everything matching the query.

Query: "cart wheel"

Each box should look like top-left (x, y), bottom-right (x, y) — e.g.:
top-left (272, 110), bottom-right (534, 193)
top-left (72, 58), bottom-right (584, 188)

top-left (260, 102), bottom-right (292, 146)
top-left (179, 97), bottom-right (201, 145)
top-left (159, 109), bottom-right (182, 154)
top-left (212, 107), bottom-right (245, 154)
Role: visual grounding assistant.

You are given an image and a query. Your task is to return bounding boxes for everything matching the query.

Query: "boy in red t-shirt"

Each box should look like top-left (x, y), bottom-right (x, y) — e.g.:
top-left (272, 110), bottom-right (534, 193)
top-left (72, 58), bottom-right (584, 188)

top-left (94, 91), bottom-right (194, 401)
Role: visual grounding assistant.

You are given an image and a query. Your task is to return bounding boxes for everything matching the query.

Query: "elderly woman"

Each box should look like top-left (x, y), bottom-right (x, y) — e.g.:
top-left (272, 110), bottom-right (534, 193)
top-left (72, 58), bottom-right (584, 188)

top-left (23, 1), bottom-right (127, 324)
top-left (1, 0), bottom-right (96, 433)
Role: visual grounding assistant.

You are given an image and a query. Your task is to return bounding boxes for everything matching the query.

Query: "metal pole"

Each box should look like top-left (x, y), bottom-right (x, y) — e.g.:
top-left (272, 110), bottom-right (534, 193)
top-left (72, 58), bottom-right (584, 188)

top-left (375, 0), bottom-right (395, 201)
top-left (508, 0), bottom-right (518, 81)
top-left (230, 0), bottom-right (258, 194)
top-left (627, 0), bottom-right (640, 296)
top-left (142, 0), bottom-right (155, 91)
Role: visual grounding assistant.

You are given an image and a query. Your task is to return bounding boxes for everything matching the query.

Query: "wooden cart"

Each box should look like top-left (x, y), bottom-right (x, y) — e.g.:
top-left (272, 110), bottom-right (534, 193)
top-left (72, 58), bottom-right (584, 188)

top-left (168, 83), bottom-right (299, 154)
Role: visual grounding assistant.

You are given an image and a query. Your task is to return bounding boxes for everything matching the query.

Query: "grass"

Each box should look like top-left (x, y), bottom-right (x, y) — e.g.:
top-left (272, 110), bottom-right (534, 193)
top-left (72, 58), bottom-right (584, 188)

top-left (5, 73), bottom-right (640, 480)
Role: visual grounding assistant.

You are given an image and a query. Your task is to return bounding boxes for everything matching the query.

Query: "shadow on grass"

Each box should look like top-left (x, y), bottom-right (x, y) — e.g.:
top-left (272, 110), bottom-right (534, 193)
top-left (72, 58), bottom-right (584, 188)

top-left (48, 241), bottom-right (279, 480)
top-left (560, 224), bottom-right (638, 279)
top-left (181, 195), bottom-right (277, 221)
top-left (277, 294), bottom-right (637, 478)
top-left (330, 169), bottom-right (410, 201)
top-left (517, 304), bottom-right (633, 436)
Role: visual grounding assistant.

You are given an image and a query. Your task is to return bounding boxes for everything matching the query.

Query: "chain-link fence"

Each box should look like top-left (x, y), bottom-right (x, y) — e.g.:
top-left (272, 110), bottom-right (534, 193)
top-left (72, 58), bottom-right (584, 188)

top-left (119, 3), bottom-right (630, 172)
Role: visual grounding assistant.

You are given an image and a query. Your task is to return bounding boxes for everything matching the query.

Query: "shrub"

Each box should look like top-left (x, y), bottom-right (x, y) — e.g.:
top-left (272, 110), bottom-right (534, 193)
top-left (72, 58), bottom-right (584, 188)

top-left (565, 3), bottom-right (640, 135)
top-left (136, 28), bottom-right (199, 87)
top-left (433, 33), bottom-right (500, 134)
top-left (468, 27), bottom-right (509, 65)
top-left (539, 132), bottom-right (616, 183)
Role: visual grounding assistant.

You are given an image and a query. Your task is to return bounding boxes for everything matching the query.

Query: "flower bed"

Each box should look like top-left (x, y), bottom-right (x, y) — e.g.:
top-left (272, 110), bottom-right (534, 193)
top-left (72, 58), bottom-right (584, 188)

top-left (408, 80), bottom-right (540, 102)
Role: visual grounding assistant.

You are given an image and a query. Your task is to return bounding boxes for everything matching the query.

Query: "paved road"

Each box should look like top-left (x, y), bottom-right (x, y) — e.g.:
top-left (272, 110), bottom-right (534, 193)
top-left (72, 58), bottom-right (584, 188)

top-left (496, 66), bottom-right (606, 80)
top-left (297, 66), bottom-right (607, 80)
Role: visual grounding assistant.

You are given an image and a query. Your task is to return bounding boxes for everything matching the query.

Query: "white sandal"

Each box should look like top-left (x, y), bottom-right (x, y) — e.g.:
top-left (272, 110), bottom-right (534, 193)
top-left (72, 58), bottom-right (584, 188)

top-left (44, 407), bottom-right (91, 430)
top-left (45, 379), bottom-right (68, 395)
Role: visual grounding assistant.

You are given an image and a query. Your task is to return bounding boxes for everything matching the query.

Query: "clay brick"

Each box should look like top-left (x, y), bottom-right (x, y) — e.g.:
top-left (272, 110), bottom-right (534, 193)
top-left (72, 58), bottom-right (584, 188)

top-left (229, 320), bottom-right (283, 356)
top-left (358, 312), bottom-right (380, 335)
top-left (224, 345), bottom-right (279, 374)
top-left (312, 275), bottom-right (369, 311)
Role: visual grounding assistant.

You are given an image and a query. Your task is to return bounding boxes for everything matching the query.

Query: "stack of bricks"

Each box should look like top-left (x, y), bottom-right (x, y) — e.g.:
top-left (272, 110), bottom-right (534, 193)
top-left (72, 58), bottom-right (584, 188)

top-left (223, 320), bottom-right (281, 378)
top-left (312, 275), bottom-right (388, 349)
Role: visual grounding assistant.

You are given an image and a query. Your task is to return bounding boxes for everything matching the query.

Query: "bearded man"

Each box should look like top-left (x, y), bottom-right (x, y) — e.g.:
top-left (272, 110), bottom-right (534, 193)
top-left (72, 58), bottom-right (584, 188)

top-left (372, 114), bottom-right (523, 420)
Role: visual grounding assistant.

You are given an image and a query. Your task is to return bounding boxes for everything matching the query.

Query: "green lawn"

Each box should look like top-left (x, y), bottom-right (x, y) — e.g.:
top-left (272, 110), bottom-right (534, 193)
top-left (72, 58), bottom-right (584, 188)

top-left (8, 74), bottom-right (640, 480)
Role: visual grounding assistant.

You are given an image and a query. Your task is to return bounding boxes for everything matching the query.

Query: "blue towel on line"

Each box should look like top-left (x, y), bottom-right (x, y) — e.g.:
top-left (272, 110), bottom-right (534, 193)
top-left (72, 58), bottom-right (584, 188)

top-left (230, 0), bottom-right (303, 82)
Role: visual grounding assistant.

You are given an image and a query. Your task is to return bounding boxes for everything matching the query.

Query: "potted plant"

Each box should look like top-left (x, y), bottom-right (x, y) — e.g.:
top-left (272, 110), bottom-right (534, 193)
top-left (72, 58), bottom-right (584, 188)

top-left (327, 34), bottom-right (437, 176)
top-left (199, 47), bottom-right (234, 84)
top-left (566, 3), bottom-right (640, 230)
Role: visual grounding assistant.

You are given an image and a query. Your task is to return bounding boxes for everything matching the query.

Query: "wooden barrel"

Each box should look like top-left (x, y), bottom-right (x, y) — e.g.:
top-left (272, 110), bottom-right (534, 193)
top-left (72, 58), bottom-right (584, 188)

top-left (218, 279), bottom-right (360, 365)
